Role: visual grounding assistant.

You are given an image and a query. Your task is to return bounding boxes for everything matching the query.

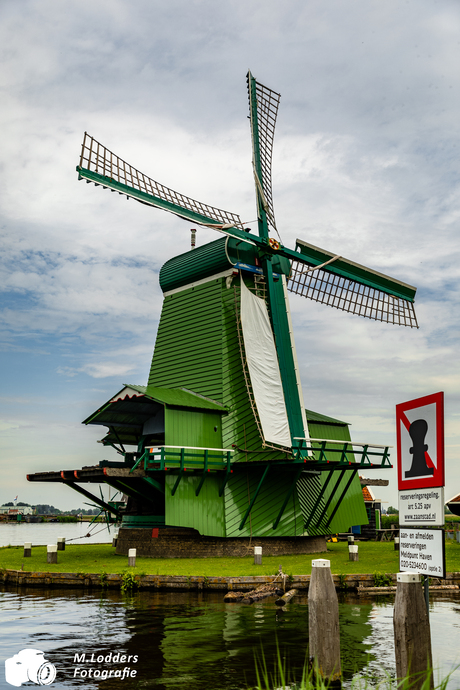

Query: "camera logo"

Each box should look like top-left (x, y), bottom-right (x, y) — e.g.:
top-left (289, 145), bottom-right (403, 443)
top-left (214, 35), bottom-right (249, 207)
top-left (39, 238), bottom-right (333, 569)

top-left (5, 649), bottom-right (57, 687)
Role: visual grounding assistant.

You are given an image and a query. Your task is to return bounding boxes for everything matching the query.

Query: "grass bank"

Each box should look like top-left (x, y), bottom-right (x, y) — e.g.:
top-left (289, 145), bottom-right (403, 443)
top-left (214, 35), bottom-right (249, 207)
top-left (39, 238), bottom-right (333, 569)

top-left (1, 540), bottom-right (460, 577)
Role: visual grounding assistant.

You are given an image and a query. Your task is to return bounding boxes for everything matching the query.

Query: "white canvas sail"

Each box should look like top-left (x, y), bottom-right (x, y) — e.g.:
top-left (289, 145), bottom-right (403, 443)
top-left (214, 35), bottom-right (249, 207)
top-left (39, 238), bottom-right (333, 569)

top-left (240, 279), bottom-right (291, 448)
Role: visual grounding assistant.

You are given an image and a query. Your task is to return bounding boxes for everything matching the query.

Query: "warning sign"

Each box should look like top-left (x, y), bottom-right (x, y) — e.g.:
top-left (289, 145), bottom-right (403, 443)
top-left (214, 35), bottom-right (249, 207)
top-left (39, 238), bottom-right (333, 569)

top-left (399, 528), bottom-right (445, 579)
top-left (396, 392), bottom-right (444, 491)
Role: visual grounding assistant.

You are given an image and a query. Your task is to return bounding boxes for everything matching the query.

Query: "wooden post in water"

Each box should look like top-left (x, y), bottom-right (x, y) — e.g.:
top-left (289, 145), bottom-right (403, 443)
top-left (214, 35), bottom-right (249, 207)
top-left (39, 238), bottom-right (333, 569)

top-left (308, 559), bottom-right (341, 687)
top-left (393, 572), bottom-right (433, 690)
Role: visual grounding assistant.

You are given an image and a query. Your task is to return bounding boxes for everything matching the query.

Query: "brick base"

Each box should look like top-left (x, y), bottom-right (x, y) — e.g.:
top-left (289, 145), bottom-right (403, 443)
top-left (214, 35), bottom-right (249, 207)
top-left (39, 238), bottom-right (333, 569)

top-left (116, 527), bottom-right (327, 558)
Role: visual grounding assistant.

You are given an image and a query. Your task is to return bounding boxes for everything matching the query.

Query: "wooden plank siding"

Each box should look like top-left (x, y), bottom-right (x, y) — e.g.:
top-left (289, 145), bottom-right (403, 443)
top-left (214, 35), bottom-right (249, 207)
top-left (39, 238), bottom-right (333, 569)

top-left (224, 468), bottom-right (305, 537)
top-left (165, 473), bottom-right (226, 537)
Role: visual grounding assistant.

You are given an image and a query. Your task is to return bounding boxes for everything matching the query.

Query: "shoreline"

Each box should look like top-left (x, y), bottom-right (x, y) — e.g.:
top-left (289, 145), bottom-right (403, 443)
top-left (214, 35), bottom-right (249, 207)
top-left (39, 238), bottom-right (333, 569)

top-left (2, 569), bottom-right (460, 593)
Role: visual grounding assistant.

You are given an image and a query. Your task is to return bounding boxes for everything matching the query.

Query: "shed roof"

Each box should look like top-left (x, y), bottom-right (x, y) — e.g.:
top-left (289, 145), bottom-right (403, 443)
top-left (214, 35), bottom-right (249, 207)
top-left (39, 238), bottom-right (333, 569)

top-left (305, 408), bottom-right (349, 426)
top-left (83, 384), bottom-right (227, 428)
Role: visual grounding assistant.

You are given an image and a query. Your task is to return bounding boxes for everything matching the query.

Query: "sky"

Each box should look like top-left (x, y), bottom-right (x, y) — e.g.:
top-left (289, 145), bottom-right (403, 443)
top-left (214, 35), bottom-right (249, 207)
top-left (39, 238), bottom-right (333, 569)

top-left (1, 0), bottom-right (459, 511)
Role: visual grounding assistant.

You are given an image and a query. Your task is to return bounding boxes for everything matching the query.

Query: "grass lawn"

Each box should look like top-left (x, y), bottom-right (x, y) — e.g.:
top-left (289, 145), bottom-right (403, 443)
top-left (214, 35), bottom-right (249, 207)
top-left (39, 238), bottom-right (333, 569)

top-left (1, 539), bottom-right (460, 577)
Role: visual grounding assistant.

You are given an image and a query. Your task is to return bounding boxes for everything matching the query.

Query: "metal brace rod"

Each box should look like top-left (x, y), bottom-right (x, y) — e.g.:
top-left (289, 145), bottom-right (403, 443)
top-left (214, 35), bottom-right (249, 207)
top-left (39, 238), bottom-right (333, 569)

top-left (272, 468), bottom-right (303, 530)
top-left (313, 469), bottom-right (347, 529)
top-left (104, 478), bottom-right (158, 505)
top-left (303, 469), bottom-right (335, 530)
top-left (239, 465), bottom-right (270, 531)
top-left (325, 468), bottom-right (359, 528)
top-left (62, 482), bottom-right (122, 517)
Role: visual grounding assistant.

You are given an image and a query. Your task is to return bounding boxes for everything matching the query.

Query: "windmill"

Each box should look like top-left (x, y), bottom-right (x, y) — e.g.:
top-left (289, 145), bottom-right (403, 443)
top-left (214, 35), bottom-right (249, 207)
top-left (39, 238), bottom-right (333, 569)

top-left (28, 73), bottom-right (417, 555)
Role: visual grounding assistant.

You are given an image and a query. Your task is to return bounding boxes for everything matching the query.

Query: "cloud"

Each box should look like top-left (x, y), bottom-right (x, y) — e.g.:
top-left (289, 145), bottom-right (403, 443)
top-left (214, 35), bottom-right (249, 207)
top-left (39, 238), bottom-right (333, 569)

top-left (1, 0), bottom-right (460, 508)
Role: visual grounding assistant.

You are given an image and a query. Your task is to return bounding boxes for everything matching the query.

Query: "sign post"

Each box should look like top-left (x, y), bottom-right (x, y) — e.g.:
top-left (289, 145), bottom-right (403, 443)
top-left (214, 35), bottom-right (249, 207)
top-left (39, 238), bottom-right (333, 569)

top-left (396, 392), bottom-right (445, 610)
top-left (394, 392), bottom-right (445, 688)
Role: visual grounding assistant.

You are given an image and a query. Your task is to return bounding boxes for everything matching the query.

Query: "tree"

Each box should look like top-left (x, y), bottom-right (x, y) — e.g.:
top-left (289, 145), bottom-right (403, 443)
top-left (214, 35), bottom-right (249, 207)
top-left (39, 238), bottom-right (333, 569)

top-left (387, 506), bottom-right (399, 515)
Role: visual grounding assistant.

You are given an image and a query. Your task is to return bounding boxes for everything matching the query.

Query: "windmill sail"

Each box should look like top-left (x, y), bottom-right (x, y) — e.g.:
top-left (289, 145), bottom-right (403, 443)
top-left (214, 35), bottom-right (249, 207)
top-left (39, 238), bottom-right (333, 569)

top-left (288, 239), bottom-right (418, 328)
top-left (77, 133), bottom-right (243, 229)
top-left (240, 280), bottom-right (291, 448)
top-left (247, 72), bottom-right (281, 234)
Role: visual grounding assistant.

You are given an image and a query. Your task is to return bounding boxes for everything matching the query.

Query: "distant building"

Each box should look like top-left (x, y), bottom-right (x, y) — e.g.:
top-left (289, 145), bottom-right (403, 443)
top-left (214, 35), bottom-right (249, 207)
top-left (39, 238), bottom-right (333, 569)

top-left (0, 506), bottom-right (33, 516)
top-left (351, 478), bottom-right (385, 539)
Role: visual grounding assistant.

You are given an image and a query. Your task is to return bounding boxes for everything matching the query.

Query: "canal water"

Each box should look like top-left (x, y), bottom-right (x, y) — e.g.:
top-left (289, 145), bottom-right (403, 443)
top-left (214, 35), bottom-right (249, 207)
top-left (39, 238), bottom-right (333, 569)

top-left (0, 587), bottom-right (459, 689)
top-left (0, 522), bottom-right (113, 547)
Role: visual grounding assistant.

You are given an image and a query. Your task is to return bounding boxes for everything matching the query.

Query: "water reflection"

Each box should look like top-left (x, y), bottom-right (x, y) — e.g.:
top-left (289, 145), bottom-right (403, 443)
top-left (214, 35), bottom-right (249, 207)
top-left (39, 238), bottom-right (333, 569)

top-left (1, 587), bottom-right (459, 689)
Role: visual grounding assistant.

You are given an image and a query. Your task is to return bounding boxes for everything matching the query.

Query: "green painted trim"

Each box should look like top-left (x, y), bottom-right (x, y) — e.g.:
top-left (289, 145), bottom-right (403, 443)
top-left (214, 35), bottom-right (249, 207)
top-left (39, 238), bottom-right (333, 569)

top-left (77, 166), bottom-right (231, 229)
top-left (295, 239), bottom-right (416, 302)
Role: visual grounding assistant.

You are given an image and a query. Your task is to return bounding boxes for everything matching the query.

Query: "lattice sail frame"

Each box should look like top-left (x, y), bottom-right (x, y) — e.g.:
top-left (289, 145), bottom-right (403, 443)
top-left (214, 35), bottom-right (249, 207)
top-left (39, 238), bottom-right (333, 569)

top-left (288, 260), bottom-right (418, 328)
top-left (247, 75), bottom-right (281, 233)
top-left (78, 132), bottom-right (243, 228)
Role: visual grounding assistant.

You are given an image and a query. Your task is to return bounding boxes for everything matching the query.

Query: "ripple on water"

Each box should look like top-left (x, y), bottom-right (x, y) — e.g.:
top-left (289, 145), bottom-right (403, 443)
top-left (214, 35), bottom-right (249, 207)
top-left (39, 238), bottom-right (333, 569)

top-left (1, 589), bottom-right (460, 689)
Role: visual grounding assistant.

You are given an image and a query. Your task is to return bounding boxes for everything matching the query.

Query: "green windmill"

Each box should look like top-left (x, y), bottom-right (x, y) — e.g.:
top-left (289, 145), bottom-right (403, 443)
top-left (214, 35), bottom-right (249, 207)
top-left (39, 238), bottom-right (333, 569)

top-left (28, 73), bottom-right (417, 555)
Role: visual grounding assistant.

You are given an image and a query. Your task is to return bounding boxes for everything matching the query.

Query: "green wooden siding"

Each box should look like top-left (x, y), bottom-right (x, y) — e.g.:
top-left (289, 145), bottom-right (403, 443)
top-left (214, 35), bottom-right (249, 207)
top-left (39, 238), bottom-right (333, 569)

top-left (149, 275), bottom-right (281, 464)
top-left (148, 279), bottom-right (224, 400)
top-left (165, 474), bottom-right (225, 537)
top-left (165, 408), bottom-right (223, 449)
top-left (224, 468), bottom-right (304, 537)
top-left (147, 272), bottom-right (367, 537)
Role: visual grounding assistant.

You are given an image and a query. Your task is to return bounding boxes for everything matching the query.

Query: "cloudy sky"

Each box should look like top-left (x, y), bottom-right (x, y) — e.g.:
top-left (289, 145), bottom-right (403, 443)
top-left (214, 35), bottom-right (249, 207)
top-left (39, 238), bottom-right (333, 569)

top-left (1, 0), bottom-right (459, 511)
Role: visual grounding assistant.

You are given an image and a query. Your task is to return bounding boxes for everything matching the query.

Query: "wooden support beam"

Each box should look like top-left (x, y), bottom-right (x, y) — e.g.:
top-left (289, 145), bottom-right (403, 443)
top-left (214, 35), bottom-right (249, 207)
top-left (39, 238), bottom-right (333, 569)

top-left (313, 469), bottom-right (346, 529)
top-left (171, 448), bottom-right (186, 496)
top-left (195, 450), bottom-right (209, 496)
top-left (239, 465), bottom-right (270, 531)
top-left (272, 468), bottom-right (303, 530)
top-left (218, 452), bottom-right (233, 497)
top-left (303, 469), bottom-right (334, 530)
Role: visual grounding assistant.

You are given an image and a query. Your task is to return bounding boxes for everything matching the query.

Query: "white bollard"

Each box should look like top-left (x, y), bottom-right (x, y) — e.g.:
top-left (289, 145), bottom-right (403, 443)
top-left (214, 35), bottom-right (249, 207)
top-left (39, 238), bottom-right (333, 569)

top-left (57, 537), bottom-right (65, 551)
top-left (348, 544), bottom-right (359, 561)
top-left (347, 534), bottom-right (355, 545)
top-left (112, 530), bottom-right (119, 548)
top-left (394, 536), bottom-right (400, 551)
top-left (254, 546), bottom-right (262, 565)
top-left (128, 548), bottom-right (136, 567)
top-left (24, 542), bottom-right (32, 558)
top-left (47, 544), bottom-right (57, 564)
